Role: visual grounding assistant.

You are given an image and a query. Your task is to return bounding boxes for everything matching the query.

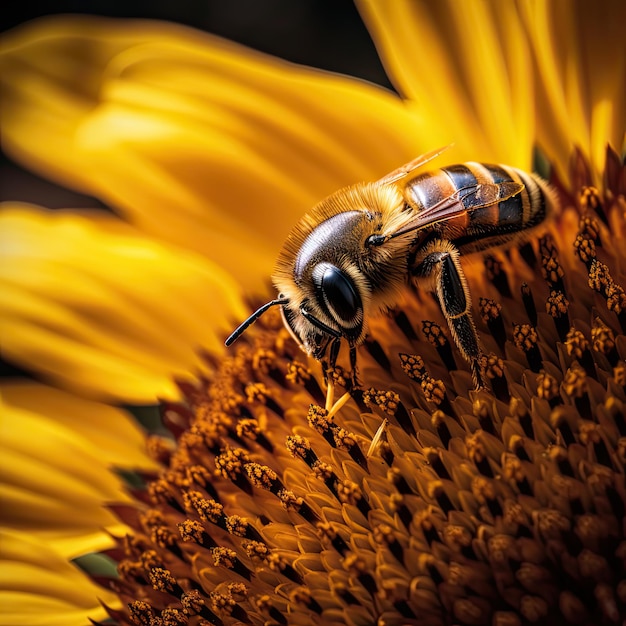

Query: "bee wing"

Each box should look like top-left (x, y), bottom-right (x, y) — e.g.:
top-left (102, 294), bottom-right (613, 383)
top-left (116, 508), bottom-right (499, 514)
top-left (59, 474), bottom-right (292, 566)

top-left (411, 180), bottom-right (525, 229)
top-left (376, 145), bottom-right (452, 186)
top-left (375, 180), bottom-right (525, 245)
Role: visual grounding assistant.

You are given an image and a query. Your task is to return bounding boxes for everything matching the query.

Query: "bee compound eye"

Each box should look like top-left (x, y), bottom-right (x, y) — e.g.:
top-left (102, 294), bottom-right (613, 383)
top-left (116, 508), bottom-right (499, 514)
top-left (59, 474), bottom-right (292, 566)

top-left (313, 263), bottom-right (362, 327)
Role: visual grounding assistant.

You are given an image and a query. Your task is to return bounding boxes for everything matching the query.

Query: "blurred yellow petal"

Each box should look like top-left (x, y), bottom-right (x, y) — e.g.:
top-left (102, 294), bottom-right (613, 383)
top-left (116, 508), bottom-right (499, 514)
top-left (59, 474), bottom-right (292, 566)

top-left (518, 0), bottom-right (626, 181)
top-left (357, 0), bottom-right (535, 168)
top-left (0, 531), bottom-right (118, 626)
top-left (0, 381), bottom-right (157, 558)
top-left (0, 15), bottom-right (434, 292)
top-left (0, 204), bottom-right (247, 402)
top-left (0, 17), bottom-right (177, 196)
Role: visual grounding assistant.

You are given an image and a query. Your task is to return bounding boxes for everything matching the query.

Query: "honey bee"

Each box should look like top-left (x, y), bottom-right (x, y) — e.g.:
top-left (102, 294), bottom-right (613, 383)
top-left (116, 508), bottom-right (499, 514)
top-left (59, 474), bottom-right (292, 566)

top-left (226, 146), bottom-right (555, 394)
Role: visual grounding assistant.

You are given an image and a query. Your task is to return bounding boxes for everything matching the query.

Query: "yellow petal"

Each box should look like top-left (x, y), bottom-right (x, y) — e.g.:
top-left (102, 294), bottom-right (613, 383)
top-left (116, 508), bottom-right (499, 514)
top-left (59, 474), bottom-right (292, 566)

top-left (360, 0), bottom-right (625, 182)
top-left (518, 0), bottom-right (626, 181)
top-left (357, 0), bottom-right (535, 168)
top-left (0, 381), bottom-right (156, 558)
top-left (1, 16), bottom-right (435, 292)
top-left (0, 531), bottom-right (119, 626)
top-left (0, 204), bottom-right (247, 402)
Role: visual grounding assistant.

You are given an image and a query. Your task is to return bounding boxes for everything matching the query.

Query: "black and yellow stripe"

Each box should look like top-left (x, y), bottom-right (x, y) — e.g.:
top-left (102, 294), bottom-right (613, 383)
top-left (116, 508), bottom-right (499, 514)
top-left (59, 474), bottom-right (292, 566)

top-left (405, 162), bottom-right (552, 254)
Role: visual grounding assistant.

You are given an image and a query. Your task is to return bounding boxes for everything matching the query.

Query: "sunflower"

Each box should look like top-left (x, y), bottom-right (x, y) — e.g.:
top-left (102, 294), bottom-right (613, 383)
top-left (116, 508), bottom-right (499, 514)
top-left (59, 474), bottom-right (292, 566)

top-left (1, 1), bottom-right (625, 625)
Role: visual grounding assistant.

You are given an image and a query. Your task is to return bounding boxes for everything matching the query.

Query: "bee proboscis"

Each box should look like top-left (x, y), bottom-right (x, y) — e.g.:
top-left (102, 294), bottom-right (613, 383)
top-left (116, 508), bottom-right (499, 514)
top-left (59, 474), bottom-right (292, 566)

top-left (226, 146), bottom-right (556, 398)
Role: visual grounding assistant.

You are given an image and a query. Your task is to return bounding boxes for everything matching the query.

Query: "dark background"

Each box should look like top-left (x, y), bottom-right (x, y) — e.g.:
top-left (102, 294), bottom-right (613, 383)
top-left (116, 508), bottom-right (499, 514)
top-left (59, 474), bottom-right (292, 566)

top-left (0, 0), bottom-right (390, 84)
top-left (0, 0), bottom-right (392, 208)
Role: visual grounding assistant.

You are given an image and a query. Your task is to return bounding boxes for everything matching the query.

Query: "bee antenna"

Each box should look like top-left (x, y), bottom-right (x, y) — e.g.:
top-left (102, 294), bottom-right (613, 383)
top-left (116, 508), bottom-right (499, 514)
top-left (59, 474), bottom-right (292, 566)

top-left (225, 298), bottom-right (289, 347)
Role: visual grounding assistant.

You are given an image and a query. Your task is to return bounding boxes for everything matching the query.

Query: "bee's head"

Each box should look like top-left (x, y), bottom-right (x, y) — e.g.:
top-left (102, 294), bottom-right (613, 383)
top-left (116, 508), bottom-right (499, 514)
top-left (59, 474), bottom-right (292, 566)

top-left (277, 258), bottom-right (365, 360)
top-left (224, 286), bottom-right (350, 362)
top-left (226, 181), bottom-right (410, 357)
top-left (224, 239), bottom-right (368, 356)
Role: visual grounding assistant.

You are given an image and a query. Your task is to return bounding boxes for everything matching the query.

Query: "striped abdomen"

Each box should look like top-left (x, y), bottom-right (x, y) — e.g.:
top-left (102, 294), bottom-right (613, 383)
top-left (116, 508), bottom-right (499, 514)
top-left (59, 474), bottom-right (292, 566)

top-left (404, 162), bottom-right (554, 254)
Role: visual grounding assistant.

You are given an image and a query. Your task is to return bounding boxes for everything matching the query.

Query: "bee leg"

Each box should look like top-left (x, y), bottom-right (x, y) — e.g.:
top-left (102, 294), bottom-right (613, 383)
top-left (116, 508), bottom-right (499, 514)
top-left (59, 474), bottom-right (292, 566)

top-left (324, 337), bottom-right (342, 412)
top-left (413, 240), bottom-right (485, 389)
top-left (348, 344), bottom-right (360, 390)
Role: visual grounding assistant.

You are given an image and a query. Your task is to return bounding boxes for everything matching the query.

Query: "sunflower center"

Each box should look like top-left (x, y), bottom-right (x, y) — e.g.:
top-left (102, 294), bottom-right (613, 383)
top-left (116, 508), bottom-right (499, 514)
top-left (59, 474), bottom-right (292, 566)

top-left (99, 150), bottom-right (625, 626)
